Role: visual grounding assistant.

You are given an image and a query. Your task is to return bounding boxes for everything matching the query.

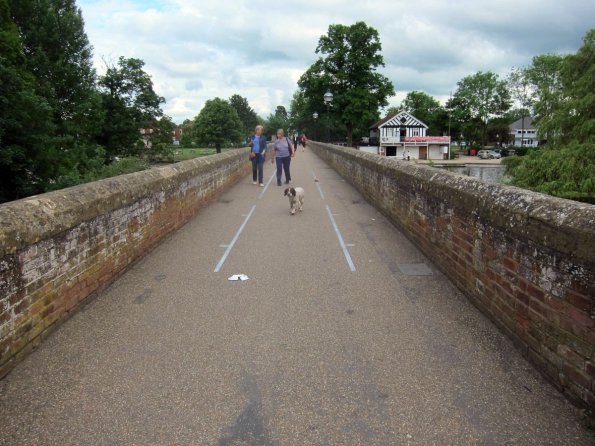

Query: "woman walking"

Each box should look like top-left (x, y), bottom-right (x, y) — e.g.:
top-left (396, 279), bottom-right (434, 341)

top-left (272, 129), bottom-right (294, 186)
top-left (249, 125), bottom-right (267, 186)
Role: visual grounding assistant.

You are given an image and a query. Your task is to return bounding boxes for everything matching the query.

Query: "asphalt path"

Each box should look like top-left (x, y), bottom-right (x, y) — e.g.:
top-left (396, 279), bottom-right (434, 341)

top-left (0, 148), bottom-right (592, 445)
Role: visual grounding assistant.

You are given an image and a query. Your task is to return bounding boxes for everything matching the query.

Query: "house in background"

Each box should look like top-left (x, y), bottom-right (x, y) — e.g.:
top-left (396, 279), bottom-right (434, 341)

top-left (509, 117), bottom-right (541, 147)
top-left (368, 111), bottom-right (450, 160)
top-left (173, 126), bottom-right (183, 145)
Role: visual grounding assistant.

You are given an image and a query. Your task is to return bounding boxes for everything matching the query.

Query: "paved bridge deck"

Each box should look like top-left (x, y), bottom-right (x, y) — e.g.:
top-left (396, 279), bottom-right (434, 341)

top-left (0, 149), bottom-right (591, 445)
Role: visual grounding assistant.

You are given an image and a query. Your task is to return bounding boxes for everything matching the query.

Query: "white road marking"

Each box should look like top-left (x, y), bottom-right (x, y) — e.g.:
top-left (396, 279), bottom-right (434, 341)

top-left (214, 205), bottom-right (256, 273)
top-left (312, 170), bottom-right (325, 200)
top-left (259, 171), bottom-right (276, 199)
top-left (326, 205), bottom-right (356, 272)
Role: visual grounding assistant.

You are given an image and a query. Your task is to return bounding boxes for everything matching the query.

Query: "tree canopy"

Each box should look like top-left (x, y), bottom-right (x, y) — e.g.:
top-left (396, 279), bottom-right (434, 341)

top-left (97, 57), bottom-right (165, 159)
top-left (449, 71), bottom-right (511, 146)
top-left (192, 98), bottom-right (244, 153)
top-left (504, 29), bottom-right (595, 203)
top-left (525, 53), bottom-right (566, 143)
top-left (298, 22), bottom-right (394, 145)
top-left (229, 94), bottom-right (259, 138)
top-left (400, 91), bottom-right (449, 136)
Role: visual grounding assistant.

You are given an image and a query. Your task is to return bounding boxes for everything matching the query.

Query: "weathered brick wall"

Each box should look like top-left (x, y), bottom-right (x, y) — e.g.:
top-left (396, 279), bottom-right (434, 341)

top-left (310, 142), bottom-right (595, 410)
top-left (0, 149), bottom-right (251, 377)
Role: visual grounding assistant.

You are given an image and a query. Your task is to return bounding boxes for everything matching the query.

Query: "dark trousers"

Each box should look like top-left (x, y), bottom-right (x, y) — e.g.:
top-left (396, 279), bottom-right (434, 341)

top-left (251, 154), bottom-right (264, 183)
top-left (276, 156), bottom-right (291, 184)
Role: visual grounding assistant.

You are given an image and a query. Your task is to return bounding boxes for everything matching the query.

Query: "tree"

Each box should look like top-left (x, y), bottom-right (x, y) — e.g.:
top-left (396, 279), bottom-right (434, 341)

top-left (557, 29), bottom-right (595, 144)
top-left (503, 142), bottom-right (595, 202)
top-left (192, 98), bottom-right (243, 153)
top-left (179, 119), bottom-right (195, 147)
top-left (142, 115), bottom-right (176, 161)
top-left (10, 0), bottom-right (100, 154)
top-left (507, 67), bottom-right (534, 147)
top-left (503, 30), bottom-right (595, 203)
top-left (97, 57), bottom-right (165, 159)
top-left (265, 106), bottom-right (290, 138)
top-left (525, 53), bottom-right (566, 143)
top-left (400, 91), bottom-right (449, 136)
top-left (0, 0), bottom-right (57, 201)
top-left (3, 0), bottom-right (105, 196)
top-left (298, 22), bottom-right (395, 146)
top-left (229, 94), bottom-right (258, 138)
top-left (451, 71), bottom-right (511, 146)
top-left (289, 91), bottom-right (317, 138)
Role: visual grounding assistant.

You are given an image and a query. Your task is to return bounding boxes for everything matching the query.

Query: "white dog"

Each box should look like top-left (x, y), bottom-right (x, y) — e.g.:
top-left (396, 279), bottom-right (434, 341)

top-left (284, 187), bottom-right (304, 215)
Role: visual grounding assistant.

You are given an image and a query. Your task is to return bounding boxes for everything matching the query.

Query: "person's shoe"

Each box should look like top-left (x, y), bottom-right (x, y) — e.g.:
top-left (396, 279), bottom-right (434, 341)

top-left (253, 181), bottom-right (257, 185)
top-left (277, 181), bottom-right (282, 186)
top-left (259, 183), bottom-right (264, 187)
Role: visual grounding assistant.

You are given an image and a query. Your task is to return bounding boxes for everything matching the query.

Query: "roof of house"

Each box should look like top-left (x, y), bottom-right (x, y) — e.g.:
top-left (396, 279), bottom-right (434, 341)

top-left (510, 117), bottom-right (535, 130)
top-left (370, 111), bottom-right (429, 129)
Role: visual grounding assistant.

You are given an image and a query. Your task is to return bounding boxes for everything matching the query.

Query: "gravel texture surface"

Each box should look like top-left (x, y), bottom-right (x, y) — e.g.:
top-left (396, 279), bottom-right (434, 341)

top-left (0, 149), bottom-right (591, 445)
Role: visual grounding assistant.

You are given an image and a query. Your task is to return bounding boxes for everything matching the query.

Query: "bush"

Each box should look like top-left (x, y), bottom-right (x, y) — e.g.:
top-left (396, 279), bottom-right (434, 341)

top-left (503, 142), bottom-right (595, 203)
top-left (513, 146), bottom-right (530, 156)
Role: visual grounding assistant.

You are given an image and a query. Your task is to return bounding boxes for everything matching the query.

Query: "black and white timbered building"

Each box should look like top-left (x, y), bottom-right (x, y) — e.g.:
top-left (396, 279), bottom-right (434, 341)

top-left (369, 111), bottom-right (450, 160)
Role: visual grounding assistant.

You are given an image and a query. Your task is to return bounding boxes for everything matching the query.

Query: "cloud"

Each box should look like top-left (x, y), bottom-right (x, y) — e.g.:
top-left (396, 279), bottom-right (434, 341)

top-left (78, 0), bottom-right (594, 123)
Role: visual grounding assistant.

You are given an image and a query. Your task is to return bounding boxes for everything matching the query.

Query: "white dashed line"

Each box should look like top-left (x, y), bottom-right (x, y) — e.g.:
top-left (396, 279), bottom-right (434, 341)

top-left (326, 205), bottom-right (356, 272)
top-left (214, 205), bottom-right (256, 273)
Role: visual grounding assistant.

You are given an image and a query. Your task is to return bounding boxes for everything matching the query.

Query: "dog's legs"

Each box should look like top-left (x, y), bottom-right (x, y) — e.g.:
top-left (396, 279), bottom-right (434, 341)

top-left (299, 196), bottom-right (304, 211)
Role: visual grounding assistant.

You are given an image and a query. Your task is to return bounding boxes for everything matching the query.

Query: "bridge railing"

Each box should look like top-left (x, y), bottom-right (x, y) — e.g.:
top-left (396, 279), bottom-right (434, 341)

top-left (0, 148), bottom-right (251, 378)
top-left (310, 141), bottom-right (595, 411)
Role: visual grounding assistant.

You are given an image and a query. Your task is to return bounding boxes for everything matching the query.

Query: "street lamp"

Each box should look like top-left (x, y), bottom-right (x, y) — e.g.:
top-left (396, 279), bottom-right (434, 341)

top-left (324, 90), bottom-right (333, 143)
top-left (313, 112), bottom-right (318, 141)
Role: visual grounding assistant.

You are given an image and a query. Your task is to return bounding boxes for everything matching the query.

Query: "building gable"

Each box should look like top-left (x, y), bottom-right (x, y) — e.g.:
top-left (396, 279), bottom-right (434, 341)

top-left (371, 111), bottom-right (429, 129)
top-left (510, 117), bottom-right (535, 130)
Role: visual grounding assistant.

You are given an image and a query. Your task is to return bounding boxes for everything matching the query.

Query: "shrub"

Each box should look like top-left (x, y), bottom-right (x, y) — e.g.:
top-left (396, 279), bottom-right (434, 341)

top-left (503, 142), bottom-right (595, 203)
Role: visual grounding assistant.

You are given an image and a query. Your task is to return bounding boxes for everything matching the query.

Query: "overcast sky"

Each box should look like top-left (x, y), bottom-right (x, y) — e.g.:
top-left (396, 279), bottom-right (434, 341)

top-left (78, 0), bottom-right (594, 124)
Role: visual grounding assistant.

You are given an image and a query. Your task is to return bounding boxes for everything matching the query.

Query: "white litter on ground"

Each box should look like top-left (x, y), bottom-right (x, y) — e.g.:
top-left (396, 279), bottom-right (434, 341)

top-left (228, 274), bottom-right (249, 281)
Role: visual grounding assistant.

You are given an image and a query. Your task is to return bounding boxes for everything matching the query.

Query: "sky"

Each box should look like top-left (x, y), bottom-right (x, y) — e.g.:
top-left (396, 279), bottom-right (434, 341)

top-left (77, 0), bottom-right (594, 124)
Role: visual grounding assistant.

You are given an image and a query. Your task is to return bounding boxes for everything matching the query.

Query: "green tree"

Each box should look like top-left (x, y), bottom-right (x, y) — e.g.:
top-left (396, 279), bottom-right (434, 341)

top-left (289, 91), bottom-right (317, 139)
top-left (504, 30), bottom-right (595, 203)
top-left (0, 0), bottom-right (57, 201)
top-left (400, 91), bottom-right (449, 136)
top-left (298, 22), bottom-right (395, 145)
top-left (10, 0), bottom-right (100, 156)
top-left (142, 115), bottom-right (176, 161)
top-left (97, 57), bottom-right (165, 159)
top-left (503, 142), bottom-right (595, 202)
top-left (507, 67), bottom-right (534, 146)
top-left (192, 98), bottom-right (243, 153)
top-left (451, 71), bottom-right (511, 146)
top-left (229, 94), bottom-right (258, 138)
top-left (179, 119), bottom-right (195, 147)
top-left (4, 0), bottom-right (105, 196)
top-left (557, 29), bottom-right (595, 144)
top-left (265, 106), bottom-right (291, 138)
top-left (525, 53), bottom-right (565, 143)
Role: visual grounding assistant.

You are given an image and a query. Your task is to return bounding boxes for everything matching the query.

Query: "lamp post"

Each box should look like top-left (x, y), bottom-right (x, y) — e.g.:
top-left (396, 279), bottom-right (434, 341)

top-left (313, 112), bottom-right (318, 141)
top-left (324, 90), bottom-right (333, 143)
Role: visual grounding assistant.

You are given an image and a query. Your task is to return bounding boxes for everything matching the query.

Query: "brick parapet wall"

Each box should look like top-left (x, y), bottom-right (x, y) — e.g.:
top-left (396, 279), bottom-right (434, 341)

top-left (0, 149), bottom-right (251, 378)
top-left (310, 142), bottom-right (595, 410)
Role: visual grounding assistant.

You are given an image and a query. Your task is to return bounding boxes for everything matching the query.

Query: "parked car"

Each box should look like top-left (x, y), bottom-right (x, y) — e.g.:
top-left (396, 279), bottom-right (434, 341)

top-left (477, 149), bottom-right (501, 159)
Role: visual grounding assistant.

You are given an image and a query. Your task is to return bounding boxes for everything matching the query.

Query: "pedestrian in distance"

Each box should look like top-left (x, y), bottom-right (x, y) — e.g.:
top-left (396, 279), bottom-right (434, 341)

top-left (249, 125), bottom-right (267, 186)
top-left (300, 133), bottom-right (308, 151)
top-left (272, 129), bottom-right (294, 186)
